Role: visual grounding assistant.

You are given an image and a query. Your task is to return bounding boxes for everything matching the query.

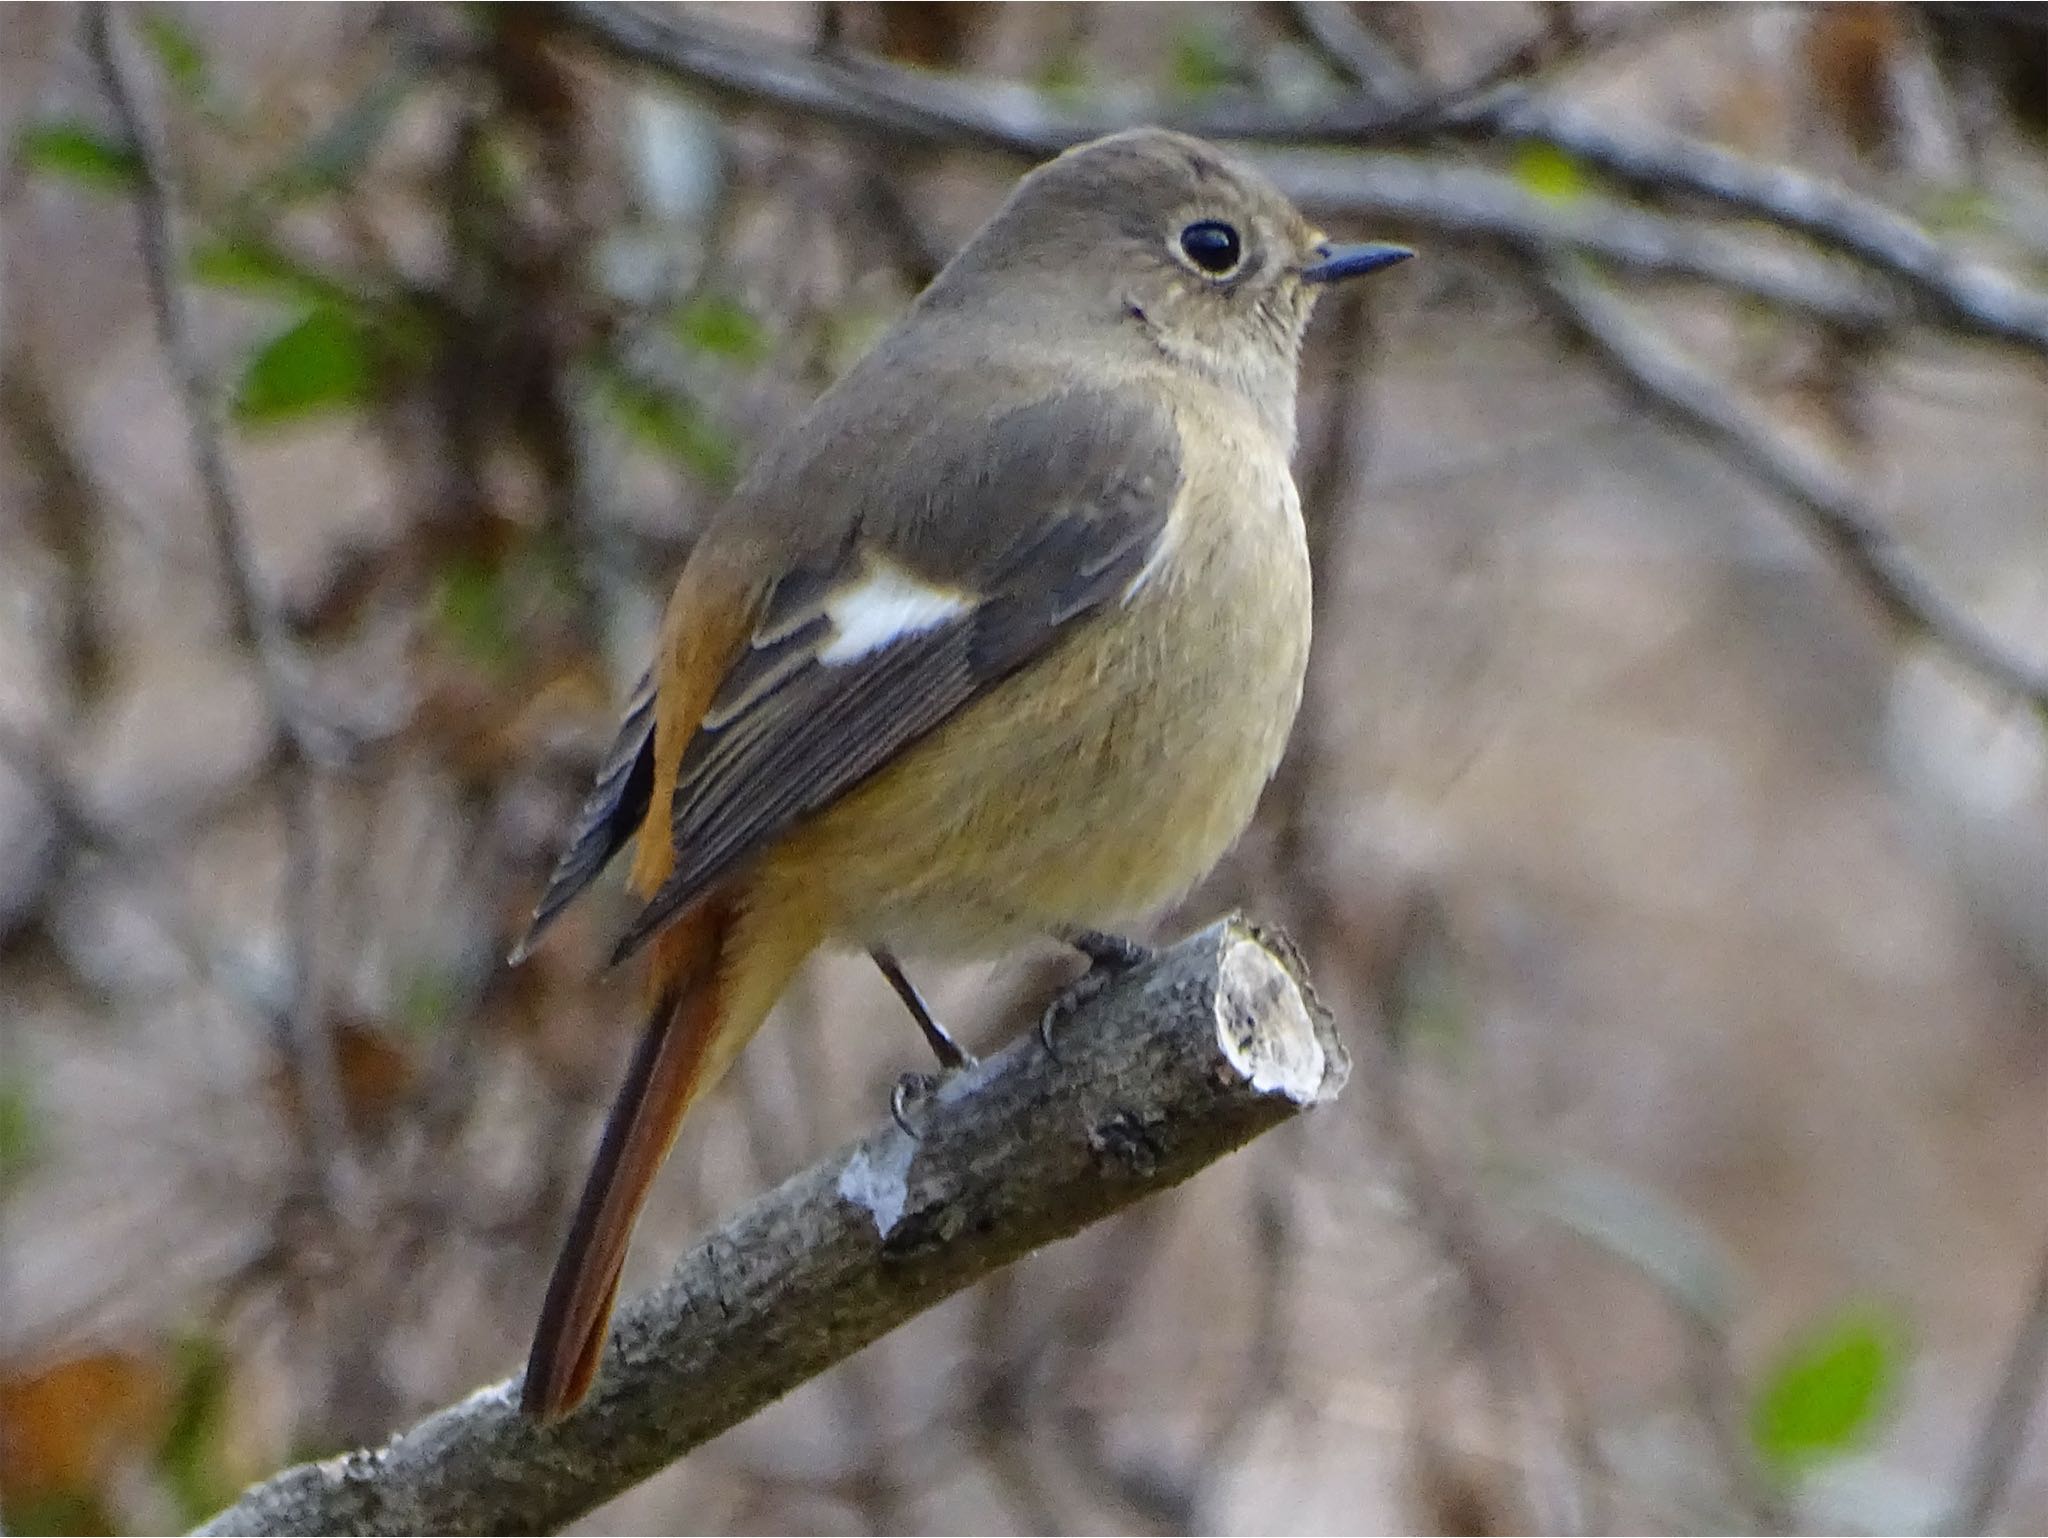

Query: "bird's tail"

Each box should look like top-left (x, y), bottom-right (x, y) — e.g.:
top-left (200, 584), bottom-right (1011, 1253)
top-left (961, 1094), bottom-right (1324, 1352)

top-left (518, 902), bottom-right (735, 1422)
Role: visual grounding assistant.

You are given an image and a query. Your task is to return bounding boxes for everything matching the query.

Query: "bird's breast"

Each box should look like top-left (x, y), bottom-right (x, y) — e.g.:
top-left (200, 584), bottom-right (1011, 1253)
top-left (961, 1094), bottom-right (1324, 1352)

top-left (767, 404), bottom-right (1313, 956)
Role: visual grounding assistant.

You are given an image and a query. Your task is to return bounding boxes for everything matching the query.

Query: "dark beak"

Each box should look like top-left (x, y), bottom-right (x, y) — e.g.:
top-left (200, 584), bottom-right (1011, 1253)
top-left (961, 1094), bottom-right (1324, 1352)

top-left (1300, 241), bottom-right (1414, 284)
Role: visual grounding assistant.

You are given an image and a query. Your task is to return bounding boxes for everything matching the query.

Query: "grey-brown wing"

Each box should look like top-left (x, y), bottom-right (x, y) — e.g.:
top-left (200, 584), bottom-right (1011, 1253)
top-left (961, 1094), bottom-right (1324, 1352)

top-left (607, 389), bottom-right (1181, 964)
top-left (509, 669), bottom-right (657, 962)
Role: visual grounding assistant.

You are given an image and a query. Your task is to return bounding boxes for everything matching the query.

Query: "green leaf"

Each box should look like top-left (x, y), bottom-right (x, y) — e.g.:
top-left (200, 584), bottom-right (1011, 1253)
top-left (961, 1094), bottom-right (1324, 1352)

top-left (600, 371), bottom-right (737, 486)
top-left (190, 238), bottom-right (302, 295)
top-left (1035, 49), bottom-right (1091, 104)
top-left (0, 1068), bottom-right (41, 1189)
top-left (1514, 142), bottom-right (1589, 206)
top-left (189, 235), bottom-right (355, 309)
top-left (671, 295), bottom-right (768, 364)
top-left (1751, 1307), bottom-right (1903, 1473)
top-left (232, 306), bottom-right (377, 423)
top-left (1167, 25), bottom-right (1240, 100)
top-left (432, 555), bottom-right (517, 675)
top-left (2, 1490), bottom-right (114, 1537)
top-left (1382, 910), bottom-right (1470, 1062)
top-left (15, 120), bottom-right (140, 191)
top-left (394, 965), bottom-right (461, 1039)
top-left (138, 10), bottom-right (210, 101)
top-left (157, 1333), bottom-right (234, 1525)
top-left (1919, 184), bottom-right (1996, 236)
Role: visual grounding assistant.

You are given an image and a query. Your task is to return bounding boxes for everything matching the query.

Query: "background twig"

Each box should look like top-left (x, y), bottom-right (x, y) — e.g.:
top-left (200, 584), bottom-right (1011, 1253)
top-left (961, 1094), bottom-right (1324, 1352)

top-left (1533, 262), bottom-right (2048, 718)
top-left (1946, 1232), bottom-right (2048, 1534)
top-left (83, 3), bottom-right (356, 1204)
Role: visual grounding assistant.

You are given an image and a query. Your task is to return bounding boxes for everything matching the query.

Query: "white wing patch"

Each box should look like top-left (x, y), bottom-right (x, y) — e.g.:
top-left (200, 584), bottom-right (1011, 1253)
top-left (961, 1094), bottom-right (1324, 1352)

top-left (818, 563), bottom-right (975, 664)
top-left (1121, 520), bottom-right (1176, 603)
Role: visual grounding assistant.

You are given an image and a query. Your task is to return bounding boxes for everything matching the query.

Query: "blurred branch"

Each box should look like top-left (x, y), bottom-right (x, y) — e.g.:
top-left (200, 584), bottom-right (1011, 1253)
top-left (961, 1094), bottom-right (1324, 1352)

top-left (197, 921), bottom-right (1348, 1537)
top-left (1533, 263), bottom-right (2048, 719)
top-left (568, 8), bottom-right (1890, 327)
top-left (555, 3), bottom-right (2048, 359)
top-left (1295, 2), bottom-right (2048, 360)
top-left (1267, 153), bottom-right (1898, 331)
top-left (83, 5), bottom-right (356, 1200)
top-left (1289, 1), bottom-right (1704, 113)
top-left (1299, 0), bottom-right (2048, 725)
top-left (557, 0), bottom-right (1068, 156)
top-left (1362, 892), bottom-right (1578, 1534)
top-left (1305, 8), bottom-right (2048, 812)
top-left (1680, 1312), bottom-right (1790, 1531)
top-left (1945, 1233), bottom-right (2048, 1534)
top-left (558, 2), bottom-right (1685, 154)
top-left (1438, 95), bottom-right (2048, 360)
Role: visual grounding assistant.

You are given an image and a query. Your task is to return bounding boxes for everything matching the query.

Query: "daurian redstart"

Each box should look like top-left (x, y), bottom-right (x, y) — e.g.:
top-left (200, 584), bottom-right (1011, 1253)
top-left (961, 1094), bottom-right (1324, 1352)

top-left (511, 129), bottom-right (1410, 1420)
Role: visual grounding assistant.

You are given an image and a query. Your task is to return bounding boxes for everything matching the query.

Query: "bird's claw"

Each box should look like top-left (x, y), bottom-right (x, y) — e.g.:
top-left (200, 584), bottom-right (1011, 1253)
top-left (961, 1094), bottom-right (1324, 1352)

top-left (890, 1071), bottom-right (941, 1138)
top-left (1039, 931), bottom-right (1157, 1060)
top-left (1066, 929), bottom-right (1156, 973)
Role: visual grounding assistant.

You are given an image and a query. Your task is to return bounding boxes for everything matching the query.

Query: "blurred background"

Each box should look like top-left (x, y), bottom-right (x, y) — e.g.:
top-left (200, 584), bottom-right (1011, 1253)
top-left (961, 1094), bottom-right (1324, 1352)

top-left (2, 2), bottom-right (2047, 1532)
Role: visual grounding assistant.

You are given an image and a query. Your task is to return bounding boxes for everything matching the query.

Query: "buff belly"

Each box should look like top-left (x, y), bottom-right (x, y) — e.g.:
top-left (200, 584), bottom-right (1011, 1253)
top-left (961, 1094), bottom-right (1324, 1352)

top-left (760, 464), bottom-right (1312, 958)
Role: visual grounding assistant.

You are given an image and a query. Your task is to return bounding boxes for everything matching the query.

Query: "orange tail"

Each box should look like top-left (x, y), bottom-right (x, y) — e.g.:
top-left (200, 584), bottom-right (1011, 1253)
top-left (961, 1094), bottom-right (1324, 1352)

top-left (521, 905), bottom-right (730, 1421)
top-left (520, 873), bottom-right (821, 1422)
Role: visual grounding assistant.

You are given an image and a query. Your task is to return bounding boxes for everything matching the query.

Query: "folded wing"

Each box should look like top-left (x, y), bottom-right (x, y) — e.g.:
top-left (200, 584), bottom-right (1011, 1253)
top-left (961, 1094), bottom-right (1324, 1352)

top-left (609, 387), bottom-right (1182, 961)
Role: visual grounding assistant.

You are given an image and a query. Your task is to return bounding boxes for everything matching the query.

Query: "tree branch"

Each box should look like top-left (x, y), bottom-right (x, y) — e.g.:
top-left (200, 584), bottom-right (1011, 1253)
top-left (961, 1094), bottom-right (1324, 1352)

top-left (196, 920), bottom-right (1348, 1537)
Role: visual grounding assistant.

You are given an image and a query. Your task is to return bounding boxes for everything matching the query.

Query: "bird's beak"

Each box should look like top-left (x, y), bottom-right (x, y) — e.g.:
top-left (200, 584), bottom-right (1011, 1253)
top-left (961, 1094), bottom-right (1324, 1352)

top-left (1299, 240), bottom-right (1414, 284)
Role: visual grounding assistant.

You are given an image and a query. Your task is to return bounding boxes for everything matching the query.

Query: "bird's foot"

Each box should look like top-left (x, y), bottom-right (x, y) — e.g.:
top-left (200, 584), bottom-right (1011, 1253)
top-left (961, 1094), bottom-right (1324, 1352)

top-left (888, 1053), bottom-right (981, 1138)
top-left (1039, 929), bottom-right (1158, 1059)
top-left (890, 1071), bottom-right (939, 1137)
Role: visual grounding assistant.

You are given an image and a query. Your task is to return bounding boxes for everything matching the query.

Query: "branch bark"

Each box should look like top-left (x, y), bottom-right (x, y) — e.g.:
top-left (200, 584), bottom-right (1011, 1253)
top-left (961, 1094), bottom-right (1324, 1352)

top-left (196, 919), bottom-right (1348, 1537)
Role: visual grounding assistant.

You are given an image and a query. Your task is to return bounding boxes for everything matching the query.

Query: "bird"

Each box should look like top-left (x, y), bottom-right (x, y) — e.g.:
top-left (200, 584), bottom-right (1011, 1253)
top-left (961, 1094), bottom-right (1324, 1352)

top-left (510, 127), bottom-right (1411, 1420)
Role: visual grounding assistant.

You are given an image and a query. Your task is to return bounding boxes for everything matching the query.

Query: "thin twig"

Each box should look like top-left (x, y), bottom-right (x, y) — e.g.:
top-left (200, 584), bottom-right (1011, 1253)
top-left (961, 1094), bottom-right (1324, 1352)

top-left (1277, 0), bottom-right (1888, 334)
top-left (1682, 1312), bottom-right (1791, 1531)
top-left (559, 0), bottom-right (1067, 157)
top-left (1534, 262), bottom-right (2048, 719)
top-left (1289, 0), bottom-right (1706, 122)
top-left (0, 719), bottom-right (216, 972)
top-left (1272, 152), bottom-right (1898, 331)
top-left (1944, 1232), bottom-right (2048, 1534)
top-left (1285, 0), bottom-right (1417, 106)
top-left (1364, 892), bottom-right (1580, 1536)
top-left (1437, 94), bottom-right (2048, 361)
top-left (83, 5), bottom-right (356, 1203)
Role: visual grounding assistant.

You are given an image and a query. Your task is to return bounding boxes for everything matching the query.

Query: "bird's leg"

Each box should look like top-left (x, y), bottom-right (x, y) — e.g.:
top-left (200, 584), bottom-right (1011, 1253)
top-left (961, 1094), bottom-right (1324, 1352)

top-left (872, 948), bottom-right (975, 1069)
top-left (873, 948), bottom-right (975, 1137)
top-left (1040, 926), bottom-right (1158, 1055)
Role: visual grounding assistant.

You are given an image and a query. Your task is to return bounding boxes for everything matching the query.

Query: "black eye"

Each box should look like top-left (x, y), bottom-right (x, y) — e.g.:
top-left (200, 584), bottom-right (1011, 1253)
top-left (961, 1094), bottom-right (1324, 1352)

top-left (1178, 219), bottom-right (1242, 275)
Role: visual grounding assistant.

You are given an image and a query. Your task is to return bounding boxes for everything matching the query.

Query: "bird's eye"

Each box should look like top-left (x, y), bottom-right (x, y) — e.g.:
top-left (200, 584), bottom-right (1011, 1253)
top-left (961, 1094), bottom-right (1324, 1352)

top-left (1178, 220), bottom-right (1243, 276)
